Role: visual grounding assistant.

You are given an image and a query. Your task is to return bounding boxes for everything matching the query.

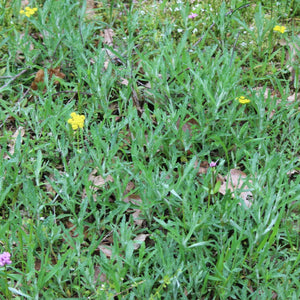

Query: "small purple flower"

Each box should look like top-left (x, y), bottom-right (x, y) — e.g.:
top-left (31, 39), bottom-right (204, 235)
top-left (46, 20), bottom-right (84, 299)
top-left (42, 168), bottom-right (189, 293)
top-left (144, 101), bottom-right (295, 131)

top-left (188, 13), bottom-right (198, 19)
top-left (209, 161), bottom-right (217, 168)
top-left (0, 252), bottom-right (12, 267)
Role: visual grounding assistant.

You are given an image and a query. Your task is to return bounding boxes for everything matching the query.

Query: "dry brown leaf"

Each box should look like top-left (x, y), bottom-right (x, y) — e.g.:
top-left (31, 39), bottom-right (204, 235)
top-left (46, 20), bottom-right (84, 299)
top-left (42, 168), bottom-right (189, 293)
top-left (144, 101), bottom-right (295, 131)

top-left (83, 169), bottom-right (114, 201)
top-left (132, 209), bottom-right (143, 226)
top-left (123, 190), bottom-right (144, 226)
top-left (4, 126), bottom-right (25, 159)
top-left (219, 169), bottom-right (252, 207)
top-left (102, 29), bottom-right (114, 46)
top-left (123, 194), bottom-right (142, 206)
top-left (124, 181), bottom-right (135, 194)
top-left (98, 245), bottom-right (112, 258)
top-left (89, 169), bottom-right (114, 187)
top-left (287, 92), bottom-right (300, 103)
top-left (31, 67), bottom-right (65, 91)
top-left (120, 77), bottom-right (129, 86)
top-left (104, 60), bottom-right (109, 70)
top-left (176, 115), bottom-right (199, 135)
top-left (21, 0), bottom-right (29, 6)
top-left (93, 265), bottom-right (107, 284)
top-left (133, 234), bottom-right (149, 250)
top-left (194, 160), bottom-right (210, 175)
top-left (85, 0), bottom-right (95, 19)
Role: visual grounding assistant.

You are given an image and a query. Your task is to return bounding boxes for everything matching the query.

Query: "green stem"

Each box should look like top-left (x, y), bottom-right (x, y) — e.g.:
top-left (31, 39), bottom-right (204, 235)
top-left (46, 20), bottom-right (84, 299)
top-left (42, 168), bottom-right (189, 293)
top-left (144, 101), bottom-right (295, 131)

top-left (77, 130), bottom-right (79, 152)
top-left (4, 266), bottom-right (11, 299)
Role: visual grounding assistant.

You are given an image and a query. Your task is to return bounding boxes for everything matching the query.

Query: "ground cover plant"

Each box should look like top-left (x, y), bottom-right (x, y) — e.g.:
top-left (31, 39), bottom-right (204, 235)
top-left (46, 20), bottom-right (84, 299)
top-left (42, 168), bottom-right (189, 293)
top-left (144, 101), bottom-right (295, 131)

top-left (0, 0), bottom-right (300, 298)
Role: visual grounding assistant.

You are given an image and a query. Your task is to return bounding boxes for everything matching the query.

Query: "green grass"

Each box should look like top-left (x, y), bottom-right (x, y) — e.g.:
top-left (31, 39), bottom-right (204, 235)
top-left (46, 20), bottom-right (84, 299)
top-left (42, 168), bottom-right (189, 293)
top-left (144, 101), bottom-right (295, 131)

top-left (0, 0), bottom-right (299, 299)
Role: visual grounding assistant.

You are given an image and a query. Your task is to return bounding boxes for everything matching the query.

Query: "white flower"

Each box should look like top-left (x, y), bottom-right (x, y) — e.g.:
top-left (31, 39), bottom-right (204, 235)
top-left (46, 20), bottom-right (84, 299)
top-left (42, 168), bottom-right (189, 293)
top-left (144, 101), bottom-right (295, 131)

top-left (192, 28), bottom-right (198, 34)
top-left (177, 29), bottom-right (184, 33)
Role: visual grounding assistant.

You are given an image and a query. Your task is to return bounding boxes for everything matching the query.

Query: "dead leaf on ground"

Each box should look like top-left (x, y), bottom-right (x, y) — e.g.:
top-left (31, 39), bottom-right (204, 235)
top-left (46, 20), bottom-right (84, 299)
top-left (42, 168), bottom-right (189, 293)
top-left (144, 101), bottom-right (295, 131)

top-left (82, 169), bottom-right (114, 201)
top-left (120, 77), bottom-right (129, 86)
top-left (194, 160), bottom-right (210, 175)
top-left (30, 67), bottom-right (65, 91)
top-left (89, 168), bottom-right (114, 187)
top-left (219, 169), bottom-right (253, 207)
top-left (124, 181), bottom-right (135, 194)
top-left (176, 115), bottom-right (200, 136)
top-left (3, 126), bottom-right (25, 159)
top-left (133, 234), bottom-right (149, 250)
top-left (123, 194), bottom-right (143, 226)
top-left (101, 29), bottom-right (114, 47)
top-left (287, 92), bottom-right (300, 103)
top-left (85, 0), bottom-right (95, 19)
top-left (21, 0), bottom-right (29, 6)
top-left (98, 245), bottom-right (113, 258)
top-left (44, 173), bottom-right (57, 197)
top-left (93, 265), bottom-right (108, 284)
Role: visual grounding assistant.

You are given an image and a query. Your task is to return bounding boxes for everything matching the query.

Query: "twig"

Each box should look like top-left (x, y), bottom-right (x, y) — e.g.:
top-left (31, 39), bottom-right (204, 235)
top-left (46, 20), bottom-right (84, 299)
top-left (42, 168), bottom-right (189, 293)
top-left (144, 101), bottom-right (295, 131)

top-left (167, 67), bottom-right (190, 85)
top-left (229, 31), bottom-right (240, 67)
top-left (192, 3), bottom-right (251, 48)
top-left (0, 69), bottom-right (29, 91)
top-left (78, 15), bottom-right (85, 46)
top-left (193, 21), bottom-right (216, 48)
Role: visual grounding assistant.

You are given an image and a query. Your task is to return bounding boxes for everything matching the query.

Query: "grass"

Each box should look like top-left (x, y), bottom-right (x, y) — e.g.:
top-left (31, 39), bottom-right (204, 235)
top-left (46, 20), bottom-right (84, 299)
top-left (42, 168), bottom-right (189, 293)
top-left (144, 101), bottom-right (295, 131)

top-left (0, 0), bottom-right (299, 298)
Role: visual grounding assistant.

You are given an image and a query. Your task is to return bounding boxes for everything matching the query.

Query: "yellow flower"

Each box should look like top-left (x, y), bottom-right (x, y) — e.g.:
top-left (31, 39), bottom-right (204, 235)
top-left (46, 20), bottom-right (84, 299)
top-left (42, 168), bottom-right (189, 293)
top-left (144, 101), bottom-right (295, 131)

top-left (68, 112), bottom-right (85, 130)
top-left (236, 96), bottom-right (251, 104)
top-left (20, 7), bottom-right (38, 17)
top-left (273, 25), bottom-right (286, 33)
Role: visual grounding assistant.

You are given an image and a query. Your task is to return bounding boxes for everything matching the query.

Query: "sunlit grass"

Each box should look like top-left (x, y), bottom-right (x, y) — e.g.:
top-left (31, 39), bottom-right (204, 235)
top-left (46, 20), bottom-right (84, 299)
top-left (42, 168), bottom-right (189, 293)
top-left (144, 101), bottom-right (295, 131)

top-left (0, 0), bottom-right (299, 298)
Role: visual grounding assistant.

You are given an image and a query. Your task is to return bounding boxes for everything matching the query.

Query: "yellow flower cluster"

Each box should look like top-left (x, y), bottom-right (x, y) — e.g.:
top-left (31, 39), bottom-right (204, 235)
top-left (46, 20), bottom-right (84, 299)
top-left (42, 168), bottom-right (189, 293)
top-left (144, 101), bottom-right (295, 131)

top-left (20, 7), bottom-right (38, 17)
top-left (236, 96), bottom-right (251, 104)
top-left (273, 25), bottom-right (286, 33)
top-left (68, 112), bottom-right (85, 130)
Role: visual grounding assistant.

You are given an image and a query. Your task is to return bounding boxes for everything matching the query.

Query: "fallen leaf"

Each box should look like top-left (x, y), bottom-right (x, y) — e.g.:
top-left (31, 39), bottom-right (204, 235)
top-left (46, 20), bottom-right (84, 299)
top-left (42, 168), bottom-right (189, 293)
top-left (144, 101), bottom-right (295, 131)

top-left (131, 209), bottom-right (144, 226)
top-left (98, 245), bottom-right (112, 258)
top-left (4, 126), bottom-right (25, 159)
top-left (176, 115), bottom-right (199, 135)
top-left (120, 77), bottom-right (129, 86)
top-left (123, 187), bottom-right (145, 226)
top-left (93, 265), bottom-right (107, 284)
top-left (123, 194), bottom-right (142, 206)
top-left (287, 92), bottom-right (300, 103)
top-left (83, 169), bottom-right (114, 201)
top-left (123, 194), bottom-right (144, 226)
top-left (219, 169), bottom-right (253, 207)
top-left (31, 67), bottom-right (65, 91)
top-left (124, 181), bottom-right (135, 194)
top-left (21, 0), bottom-right (29, 6)
top-left (102, 29), bottom-right (114, 47)
top-left (85, 0), bottom-right (95, 19)
top-left (133, 234), bottom-right (149, 250)
top-left (89, 169), bottom-right (114, 187)
top-left (194, 160), bottom-right (210, 175)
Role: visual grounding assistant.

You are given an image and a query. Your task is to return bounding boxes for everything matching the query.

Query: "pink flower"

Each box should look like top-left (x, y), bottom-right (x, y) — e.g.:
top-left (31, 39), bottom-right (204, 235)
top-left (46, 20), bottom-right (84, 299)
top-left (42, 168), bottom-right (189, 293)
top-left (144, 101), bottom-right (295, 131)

top-left (188, 13), bottom-right (198, 19)
top-left (0, 252), bottom-right (12, 267)
top-left (209, 161), bottom-right (217, 168)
